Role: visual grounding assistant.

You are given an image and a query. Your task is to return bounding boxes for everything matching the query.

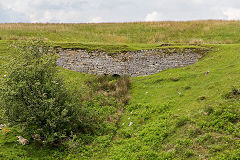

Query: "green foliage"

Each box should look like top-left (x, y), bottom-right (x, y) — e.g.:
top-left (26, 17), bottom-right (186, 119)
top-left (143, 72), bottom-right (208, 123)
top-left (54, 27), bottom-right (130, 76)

top-left (0, 41), bottom-right (82, 144)
top-left (201, 105), bottom-right (240, 136)
top-left (216, 149), bottom-right (240, 160)
top-left (0, 125), bottom-right (68, 159)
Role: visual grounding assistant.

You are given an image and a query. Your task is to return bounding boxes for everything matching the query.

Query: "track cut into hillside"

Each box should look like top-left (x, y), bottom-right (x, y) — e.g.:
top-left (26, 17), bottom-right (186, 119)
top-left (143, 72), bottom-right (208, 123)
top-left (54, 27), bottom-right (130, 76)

top-left (56, 44), bottom-right (209, 77)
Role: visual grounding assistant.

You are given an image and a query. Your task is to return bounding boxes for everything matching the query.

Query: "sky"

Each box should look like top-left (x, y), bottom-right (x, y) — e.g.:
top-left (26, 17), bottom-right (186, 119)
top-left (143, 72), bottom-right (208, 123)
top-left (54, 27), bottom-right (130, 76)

top-left (1, 0), bottom-right (240, 23)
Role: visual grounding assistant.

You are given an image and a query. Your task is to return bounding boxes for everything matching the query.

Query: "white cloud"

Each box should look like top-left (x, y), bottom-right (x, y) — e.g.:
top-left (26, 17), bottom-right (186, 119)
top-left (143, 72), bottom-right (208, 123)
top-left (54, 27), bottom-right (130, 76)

top-left (222, 7), bottom-right (240, 20)
top-left (0, 0), bottom-right (100, 23)
top-left (1, 0), bottom-right (240, 23)
top-left (144, 11), bottom-right (162, 21)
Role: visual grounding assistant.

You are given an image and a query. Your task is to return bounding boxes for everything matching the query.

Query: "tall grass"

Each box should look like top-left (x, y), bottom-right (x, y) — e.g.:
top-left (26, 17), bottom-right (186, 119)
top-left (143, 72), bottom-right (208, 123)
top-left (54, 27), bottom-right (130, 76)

top-left (85, 75), bottom-right (131, 105)
top-left (1, 20), bottom-right (240, 44)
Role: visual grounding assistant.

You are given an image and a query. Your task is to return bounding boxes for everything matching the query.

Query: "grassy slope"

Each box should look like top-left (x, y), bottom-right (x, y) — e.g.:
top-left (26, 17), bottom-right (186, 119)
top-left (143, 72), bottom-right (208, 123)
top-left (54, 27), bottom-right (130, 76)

top-left (0, 21), bottom-right (240, 159)
top-left (67, 44), bottom-right (239, 160)
top-left (117, 44), bottom-right (240, 159)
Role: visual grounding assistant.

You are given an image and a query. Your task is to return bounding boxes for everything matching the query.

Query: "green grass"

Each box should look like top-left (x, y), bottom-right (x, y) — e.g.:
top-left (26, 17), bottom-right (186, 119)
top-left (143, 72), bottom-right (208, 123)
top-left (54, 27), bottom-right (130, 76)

top-left (1, 20), bottom-right (240, 44)
top-left (0, 21), bottom-right (240, 159)
top-left (51, 42), bottom-right (208, 55)
top-left (72, 44), bottom-right (239, 159)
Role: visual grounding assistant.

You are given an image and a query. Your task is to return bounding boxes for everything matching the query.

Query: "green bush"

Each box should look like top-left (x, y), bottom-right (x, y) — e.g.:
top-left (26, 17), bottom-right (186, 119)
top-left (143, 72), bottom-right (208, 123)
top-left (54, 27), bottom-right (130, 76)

top-left (0, 41), bottom-right (81, 144)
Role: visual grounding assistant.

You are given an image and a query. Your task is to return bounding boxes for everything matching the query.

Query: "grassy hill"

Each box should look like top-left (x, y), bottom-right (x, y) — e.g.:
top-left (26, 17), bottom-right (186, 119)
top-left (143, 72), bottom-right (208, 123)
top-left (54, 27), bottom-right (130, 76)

top-left (1, 20), bottom-right (240, 44)
top-left (0, 21), bottom-right (240, 159)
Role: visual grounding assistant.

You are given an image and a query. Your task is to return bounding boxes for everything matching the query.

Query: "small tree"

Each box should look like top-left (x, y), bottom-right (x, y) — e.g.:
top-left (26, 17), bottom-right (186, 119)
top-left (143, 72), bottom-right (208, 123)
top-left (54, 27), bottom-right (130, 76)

top-left (0, 41), bottom-right (80, 144)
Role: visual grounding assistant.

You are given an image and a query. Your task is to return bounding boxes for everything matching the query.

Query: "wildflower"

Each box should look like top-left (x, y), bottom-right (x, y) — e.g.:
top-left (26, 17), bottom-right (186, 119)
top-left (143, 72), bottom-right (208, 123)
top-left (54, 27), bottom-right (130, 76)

top-left (0, 124), bottom-right (7, 130)
top-left (129, 122), bottom-right (133, 126)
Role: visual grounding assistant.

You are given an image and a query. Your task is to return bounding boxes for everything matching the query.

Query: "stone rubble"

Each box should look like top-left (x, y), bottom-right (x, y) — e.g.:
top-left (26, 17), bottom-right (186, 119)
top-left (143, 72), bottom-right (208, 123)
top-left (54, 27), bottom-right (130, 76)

top-left (57, 48), bottom-right (207, 77)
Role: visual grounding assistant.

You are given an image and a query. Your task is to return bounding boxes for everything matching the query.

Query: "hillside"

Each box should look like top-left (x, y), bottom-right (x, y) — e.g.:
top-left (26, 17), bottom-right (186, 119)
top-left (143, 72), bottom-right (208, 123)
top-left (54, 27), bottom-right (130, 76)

top-left (0, 21), bottom-right (240, 159)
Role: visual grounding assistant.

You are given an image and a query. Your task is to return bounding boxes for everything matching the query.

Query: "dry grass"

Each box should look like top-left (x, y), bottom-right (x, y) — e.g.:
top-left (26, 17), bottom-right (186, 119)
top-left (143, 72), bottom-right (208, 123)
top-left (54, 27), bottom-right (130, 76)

top-left (85, 75), bottom-right (131, 105)
top-left (1, 20), bottom-right (240, 44)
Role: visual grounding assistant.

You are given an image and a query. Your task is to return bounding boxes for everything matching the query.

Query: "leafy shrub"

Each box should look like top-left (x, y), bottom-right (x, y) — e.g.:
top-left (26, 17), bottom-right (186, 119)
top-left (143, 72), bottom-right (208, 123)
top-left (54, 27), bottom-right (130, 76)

top-left (0, 41), bottom-right (82, 144)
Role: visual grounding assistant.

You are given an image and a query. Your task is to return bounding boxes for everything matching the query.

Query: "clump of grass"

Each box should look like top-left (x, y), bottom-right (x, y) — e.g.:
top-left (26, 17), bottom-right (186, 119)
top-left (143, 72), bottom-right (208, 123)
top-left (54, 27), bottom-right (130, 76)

top-left (187, 127), bottom-right (202, 138)
top-left (152, 78), bottom-right (164, 84)
top-left (225, 86), bottom-right (240, 99)
top-left (198, 96), bottom-right (207, 100)
top-left (170, 77), bottom-right (180, 81)
top-left (85, 75), bottom-right (131, 106)
top-left (175, 117), bottom-right (190, 128)
top-left (204, 106), bottom-right (214, 115)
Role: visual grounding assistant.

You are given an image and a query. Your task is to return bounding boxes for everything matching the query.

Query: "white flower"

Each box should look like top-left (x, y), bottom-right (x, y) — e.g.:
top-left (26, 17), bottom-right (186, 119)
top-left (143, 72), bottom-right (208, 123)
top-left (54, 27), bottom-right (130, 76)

top-left (129, 122), bottom-right (133, 126)
top-left (122, 123), bottom-right (125, 126)
top-left (128, 117), bottom-right (130, 120)
top-left (4, 75), bottom-right (6, 77)
top-left (145, 92), bottom-right (148, 94)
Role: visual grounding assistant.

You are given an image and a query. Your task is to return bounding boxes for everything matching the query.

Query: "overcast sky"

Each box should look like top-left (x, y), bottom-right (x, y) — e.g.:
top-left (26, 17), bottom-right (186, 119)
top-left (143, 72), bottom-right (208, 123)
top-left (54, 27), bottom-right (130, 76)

top-left (1, 0), bottom-right (240, 23)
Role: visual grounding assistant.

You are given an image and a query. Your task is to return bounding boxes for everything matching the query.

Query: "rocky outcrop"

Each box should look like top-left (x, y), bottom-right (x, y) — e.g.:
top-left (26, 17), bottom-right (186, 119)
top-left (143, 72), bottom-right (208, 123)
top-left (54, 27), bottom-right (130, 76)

top-left (57, 48), bottom-right (207, 77)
